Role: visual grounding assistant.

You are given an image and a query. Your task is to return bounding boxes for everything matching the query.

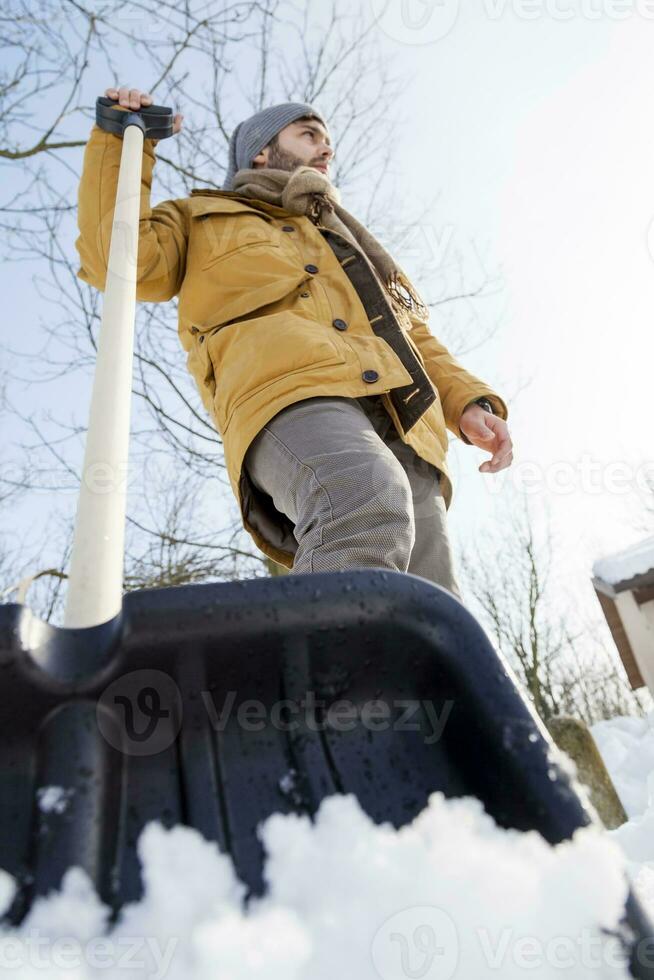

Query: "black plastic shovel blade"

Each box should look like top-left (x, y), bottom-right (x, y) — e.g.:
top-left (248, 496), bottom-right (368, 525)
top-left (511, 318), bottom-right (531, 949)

top-left (0, 570), bottom-right (651, 975)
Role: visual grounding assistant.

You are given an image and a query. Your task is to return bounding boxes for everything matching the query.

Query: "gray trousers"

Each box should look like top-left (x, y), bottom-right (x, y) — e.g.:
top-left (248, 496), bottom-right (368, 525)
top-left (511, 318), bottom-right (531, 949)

top-left (243, 395), bottom-right (462, 600)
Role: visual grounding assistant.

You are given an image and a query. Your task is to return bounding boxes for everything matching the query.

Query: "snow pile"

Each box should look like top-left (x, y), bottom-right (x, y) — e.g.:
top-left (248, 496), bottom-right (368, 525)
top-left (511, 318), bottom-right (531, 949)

top-left (592, 535), bottom-right (654, 586)
top-left (591, 711), bottom-right (654, 819)
top-left (0, 791), bottom-right (637, 979)
top-left (591, 708), bottom-right (654, 916)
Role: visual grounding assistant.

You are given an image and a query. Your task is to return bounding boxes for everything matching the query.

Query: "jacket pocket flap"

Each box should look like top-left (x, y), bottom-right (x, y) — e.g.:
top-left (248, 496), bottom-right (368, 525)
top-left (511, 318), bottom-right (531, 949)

top-left (188, 196), bottom-right (275, 221)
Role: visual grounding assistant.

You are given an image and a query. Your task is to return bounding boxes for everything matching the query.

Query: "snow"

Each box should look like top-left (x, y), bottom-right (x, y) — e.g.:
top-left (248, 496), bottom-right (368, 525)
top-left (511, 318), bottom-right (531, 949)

top-left (592, 535), bottom-right (654, 587)
top-left (36, 786), bottom-right (74, 815)
top-left (0, 793), bottom-right (640, 978)
top-left (0, 714), bottom-right (651, 977)
top-left (591, 709), bottom-right (654, 918)
top-left (591, 713), bottom-right (654, 819)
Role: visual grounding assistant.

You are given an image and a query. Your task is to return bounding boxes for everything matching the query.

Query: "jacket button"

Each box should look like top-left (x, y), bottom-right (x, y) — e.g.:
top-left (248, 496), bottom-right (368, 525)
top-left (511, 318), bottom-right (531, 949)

top-left (198, 335), bottom-right (205, 344)
top-left (282, 225), bottom-right (295, 232)
top-left (300, 291), bottom-right (310, 298)
top-left (304, 263), bottom-right (319, 274)
top-left (190, 326), bottom-right (199, 334)
top-left (362, 370), bottom-right (379, 383)
top-left (332, 318), bottom-right (348, 331)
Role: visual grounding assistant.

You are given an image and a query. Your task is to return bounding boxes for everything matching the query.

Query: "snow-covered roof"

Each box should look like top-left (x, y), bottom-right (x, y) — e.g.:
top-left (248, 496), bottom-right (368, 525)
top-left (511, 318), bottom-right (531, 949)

top-left (592, 535), bottom-right (654, 588)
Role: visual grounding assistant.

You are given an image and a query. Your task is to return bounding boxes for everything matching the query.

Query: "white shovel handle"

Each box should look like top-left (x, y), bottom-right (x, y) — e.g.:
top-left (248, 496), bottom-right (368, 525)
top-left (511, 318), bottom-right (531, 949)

top-left (64, 98), bottom-right (172, 629)
top-left (64, 122), bottom-right (145, 629)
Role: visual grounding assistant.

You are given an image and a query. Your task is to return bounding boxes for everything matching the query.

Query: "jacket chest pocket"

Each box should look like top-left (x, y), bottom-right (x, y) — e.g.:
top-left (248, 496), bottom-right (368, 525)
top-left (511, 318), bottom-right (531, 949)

top-left (194, 209), bottom-right (282, 270)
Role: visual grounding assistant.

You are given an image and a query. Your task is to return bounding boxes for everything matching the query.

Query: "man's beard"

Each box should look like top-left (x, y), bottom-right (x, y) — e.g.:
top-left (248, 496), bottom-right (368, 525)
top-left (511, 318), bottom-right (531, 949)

top-left (267, 143), bottom-right (316, 174)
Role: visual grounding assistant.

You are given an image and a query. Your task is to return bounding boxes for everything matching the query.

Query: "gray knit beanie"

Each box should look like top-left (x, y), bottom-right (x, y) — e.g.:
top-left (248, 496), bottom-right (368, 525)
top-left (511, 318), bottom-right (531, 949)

top-left (223, 101), bottom-right (330, 191)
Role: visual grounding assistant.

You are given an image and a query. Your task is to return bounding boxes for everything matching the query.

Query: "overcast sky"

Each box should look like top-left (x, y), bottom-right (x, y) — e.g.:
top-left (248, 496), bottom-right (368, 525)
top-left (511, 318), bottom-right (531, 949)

top-left (3, 1), bottom-right (653, 636)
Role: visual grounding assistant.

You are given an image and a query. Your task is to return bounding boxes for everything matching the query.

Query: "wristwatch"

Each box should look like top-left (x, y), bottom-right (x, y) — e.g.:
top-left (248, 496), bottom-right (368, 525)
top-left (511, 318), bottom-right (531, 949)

top-left (474, 397), bottom-right (494, 415)
top-left (460, 396), bottom-right (495, 445)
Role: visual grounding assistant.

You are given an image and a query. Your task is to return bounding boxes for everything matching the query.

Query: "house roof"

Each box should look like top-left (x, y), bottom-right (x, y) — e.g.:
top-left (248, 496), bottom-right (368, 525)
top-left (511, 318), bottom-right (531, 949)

top-left (592, 535), bottom-right (654, 592)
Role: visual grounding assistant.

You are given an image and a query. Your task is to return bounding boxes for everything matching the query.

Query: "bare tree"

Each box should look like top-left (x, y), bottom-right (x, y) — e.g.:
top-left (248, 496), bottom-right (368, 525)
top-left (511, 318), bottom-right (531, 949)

top-left (458, 493), bottom-right (649, 726)
top-left (0, 468), bottom-right (261, 624)
top-left (122, 470), bottom-right (260, 590)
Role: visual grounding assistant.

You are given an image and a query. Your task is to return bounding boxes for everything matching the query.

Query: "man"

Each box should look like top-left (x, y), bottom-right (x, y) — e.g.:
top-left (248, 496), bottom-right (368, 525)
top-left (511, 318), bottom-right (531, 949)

top-left (76, 86), bottom-right (513, 600)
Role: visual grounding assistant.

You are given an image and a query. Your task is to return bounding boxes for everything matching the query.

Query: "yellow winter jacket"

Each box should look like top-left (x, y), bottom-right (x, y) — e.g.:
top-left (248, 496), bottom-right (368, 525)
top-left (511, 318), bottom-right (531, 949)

top-left (75, 122), bottom-right (508, 569)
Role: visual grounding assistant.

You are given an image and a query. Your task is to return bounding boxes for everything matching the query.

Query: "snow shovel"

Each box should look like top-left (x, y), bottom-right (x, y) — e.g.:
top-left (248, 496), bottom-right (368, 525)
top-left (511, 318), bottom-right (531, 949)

top-left (0, 99), bottom-right (652, 977)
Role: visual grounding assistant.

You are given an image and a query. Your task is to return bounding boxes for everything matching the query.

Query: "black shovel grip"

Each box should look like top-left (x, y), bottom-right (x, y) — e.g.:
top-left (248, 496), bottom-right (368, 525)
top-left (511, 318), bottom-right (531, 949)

top-left (95, 96), bottom-right (174, 141)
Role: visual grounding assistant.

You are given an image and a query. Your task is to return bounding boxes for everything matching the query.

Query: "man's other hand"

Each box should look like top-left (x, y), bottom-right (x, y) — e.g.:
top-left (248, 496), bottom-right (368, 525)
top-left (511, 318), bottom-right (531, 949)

top-left (460, 404), bottom-right (513, 474)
